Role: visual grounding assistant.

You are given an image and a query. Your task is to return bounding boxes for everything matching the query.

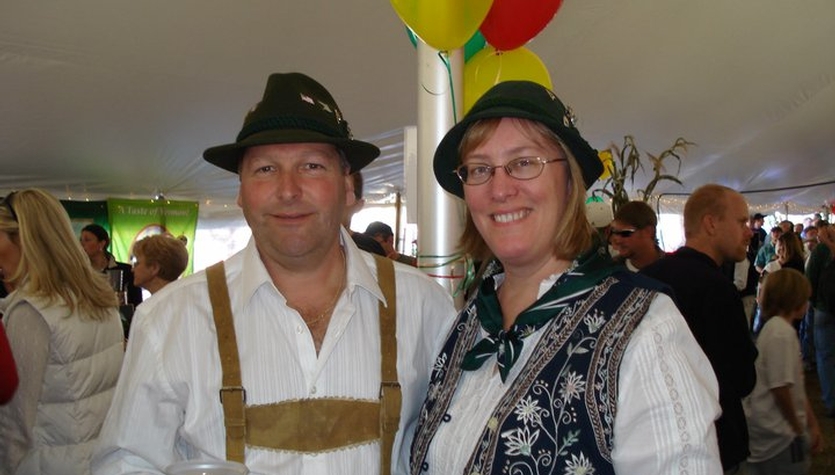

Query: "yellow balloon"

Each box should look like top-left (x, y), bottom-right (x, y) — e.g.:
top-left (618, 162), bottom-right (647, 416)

top-left (463, 46), bottom-right (553, 113)
top-left (390, 0), bottom-right (494, 52)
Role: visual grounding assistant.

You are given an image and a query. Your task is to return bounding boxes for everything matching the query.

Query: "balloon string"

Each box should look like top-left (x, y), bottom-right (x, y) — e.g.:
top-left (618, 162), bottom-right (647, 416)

top-left (437, 51), bottom-right (458, 124)
top-left (416, 251), bottom-right (475, 297)
top-left (493, 50), bottom-right (503, 86)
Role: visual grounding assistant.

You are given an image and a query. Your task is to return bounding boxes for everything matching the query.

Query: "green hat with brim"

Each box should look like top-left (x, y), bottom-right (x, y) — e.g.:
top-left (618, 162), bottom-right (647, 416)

top-left (433, 80), bottom-right (602, 198)
top-left (204, 72), bottom-right (380, 174)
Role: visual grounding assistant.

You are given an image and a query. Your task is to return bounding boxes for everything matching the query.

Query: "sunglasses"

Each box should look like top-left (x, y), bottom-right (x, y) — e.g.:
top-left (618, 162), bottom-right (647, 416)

top-left (1, 192), bottom-right (17, 222)
top-left (610, 228), bottom-right (637, 238)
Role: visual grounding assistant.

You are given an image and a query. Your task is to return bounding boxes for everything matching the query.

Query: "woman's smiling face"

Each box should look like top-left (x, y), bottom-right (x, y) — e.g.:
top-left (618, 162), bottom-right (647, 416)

top-left (462, 118), bottom-right (569, 271)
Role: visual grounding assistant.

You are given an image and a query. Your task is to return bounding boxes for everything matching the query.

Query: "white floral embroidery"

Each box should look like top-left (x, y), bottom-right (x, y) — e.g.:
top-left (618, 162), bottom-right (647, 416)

top-left (514, 396), bottom-right (543, 426)
top-left (519, 325), bottom-right (537, 337)
top-left (501, 426), bottom-right (540, 456)
top-left (433, 352), bottom-right (448, 373)
top-left (563, 452), bottom-right (596, 474)
top-left (559, 371), bottom-right (586, 402)
top-left (584, 310), bottom-right (606, 333)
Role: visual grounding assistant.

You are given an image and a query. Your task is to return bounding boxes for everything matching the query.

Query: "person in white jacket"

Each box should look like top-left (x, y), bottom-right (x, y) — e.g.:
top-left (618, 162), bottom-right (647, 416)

top-left (0, 189), bottom-right (124, 475)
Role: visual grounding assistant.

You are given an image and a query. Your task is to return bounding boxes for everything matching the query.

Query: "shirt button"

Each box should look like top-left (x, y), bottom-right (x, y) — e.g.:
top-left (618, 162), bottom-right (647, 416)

top-left (296, 325), bottom-right (303, 334)
top-left (311, 386), bottom-right (317, 395)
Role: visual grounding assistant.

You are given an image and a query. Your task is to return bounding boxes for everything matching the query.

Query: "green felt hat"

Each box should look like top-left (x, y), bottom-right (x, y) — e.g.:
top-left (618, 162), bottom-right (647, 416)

top-left (204, 72), bottom-right (380, 174)
top-left (434, 80), bottom-right (602, 198)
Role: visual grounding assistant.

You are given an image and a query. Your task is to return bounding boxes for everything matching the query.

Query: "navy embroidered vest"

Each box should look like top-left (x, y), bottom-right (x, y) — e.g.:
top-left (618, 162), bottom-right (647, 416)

top-left (411, 272), bottom-right (660, 475)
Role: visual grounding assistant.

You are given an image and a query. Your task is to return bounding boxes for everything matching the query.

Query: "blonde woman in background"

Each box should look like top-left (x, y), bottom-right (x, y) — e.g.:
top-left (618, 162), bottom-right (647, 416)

top-left (131, 234), bottom-right (189, 295)
top-left (0, 189), bottom-right (123, 475)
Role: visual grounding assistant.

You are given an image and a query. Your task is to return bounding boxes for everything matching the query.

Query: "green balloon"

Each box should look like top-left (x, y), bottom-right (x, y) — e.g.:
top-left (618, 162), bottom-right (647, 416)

top-left (464, 31), bottom-right (486, 62)
top-left (406, 27), bottom-right (418, 48)
top-left (405, 27), bottom-right (486, 62)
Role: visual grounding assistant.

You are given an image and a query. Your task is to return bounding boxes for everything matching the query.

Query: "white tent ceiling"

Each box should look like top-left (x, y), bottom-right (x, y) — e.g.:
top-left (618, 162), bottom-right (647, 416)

top-left (2, 0), bottom-right (834, 220)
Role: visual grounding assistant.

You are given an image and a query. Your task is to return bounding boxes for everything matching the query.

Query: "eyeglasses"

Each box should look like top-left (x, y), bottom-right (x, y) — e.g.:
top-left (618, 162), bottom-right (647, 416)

top-left (610, 228), bottom-right (637, 238)
top-left (1, 192), bottom-right (18, 222)
top-left (455, 156), bottom-right (566, 186)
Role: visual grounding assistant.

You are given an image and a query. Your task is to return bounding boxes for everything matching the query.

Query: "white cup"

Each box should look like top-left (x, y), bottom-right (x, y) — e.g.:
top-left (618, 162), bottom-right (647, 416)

top-left (164, 460), bottom-right (249, 475)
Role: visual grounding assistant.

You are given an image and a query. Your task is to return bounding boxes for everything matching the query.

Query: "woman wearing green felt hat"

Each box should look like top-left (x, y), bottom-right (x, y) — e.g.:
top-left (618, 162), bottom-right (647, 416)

top-left (410, 81), bottom-right (723, 475)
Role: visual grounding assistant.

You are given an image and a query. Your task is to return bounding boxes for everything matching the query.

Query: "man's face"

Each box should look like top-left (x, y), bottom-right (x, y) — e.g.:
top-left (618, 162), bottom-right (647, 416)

top-left (237, 142), bottom-right (352, 266)
top-left (371, 233), bottom-right (396, 254)
top-left (609, 219), bottom-right (651, 260)
top-left (805, 228), bottom-right (819, 252)
top-left (714, 192), bottom-right (753, 263)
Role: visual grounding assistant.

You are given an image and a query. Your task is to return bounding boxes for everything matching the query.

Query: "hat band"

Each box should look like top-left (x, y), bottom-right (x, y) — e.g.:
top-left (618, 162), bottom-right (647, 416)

top-left (237, 116), bottom-right (348, 142)
top-left (475, 96), bottom-right (568, 127)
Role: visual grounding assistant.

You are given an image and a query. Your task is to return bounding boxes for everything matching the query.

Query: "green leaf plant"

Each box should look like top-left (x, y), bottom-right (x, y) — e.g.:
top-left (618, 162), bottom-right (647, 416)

top-left (592, 135), bottom-right (693, 215)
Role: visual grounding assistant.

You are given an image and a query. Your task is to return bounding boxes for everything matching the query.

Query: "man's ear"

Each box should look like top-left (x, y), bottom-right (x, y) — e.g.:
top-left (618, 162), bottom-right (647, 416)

top-left (344, 174), bottom-right (358, 208)
top-left (702, 214), bottom-right (718, 236)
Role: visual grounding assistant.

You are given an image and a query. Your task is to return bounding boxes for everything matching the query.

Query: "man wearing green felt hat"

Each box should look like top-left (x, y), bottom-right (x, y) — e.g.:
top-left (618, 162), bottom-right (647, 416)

top-left (94, 72), bottom-right (455, 475)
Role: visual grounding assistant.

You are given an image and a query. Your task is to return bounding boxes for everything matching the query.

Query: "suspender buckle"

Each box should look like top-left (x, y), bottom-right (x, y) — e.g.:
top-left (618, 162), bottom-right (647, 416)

top-left (379, 381), bottom-right (401, 397)
top-left (219, 386), bottom-right (247, 404)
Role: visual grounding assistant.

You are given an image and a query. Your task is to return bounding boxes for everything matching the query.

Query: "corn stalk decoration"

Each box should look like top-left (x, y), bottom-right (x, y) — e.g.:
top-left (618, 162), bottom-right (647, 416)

top-left (593, 135), bottom-right (693, 215)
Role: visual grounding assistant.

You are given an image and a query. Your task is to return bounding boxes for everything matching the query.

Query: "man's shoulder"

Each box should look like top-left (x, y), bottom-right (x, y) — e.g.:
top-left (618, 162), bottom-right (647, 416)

top-left (641, 250), bottom-right (690, 278)
top-left (810, 242), bottom-right (833, 262)
top-left (612, 268), bottom-right (671, 294)
top-left (642, 248), bottom-right (735, 297)
top-left (133, 269), bottom-right (211, 317)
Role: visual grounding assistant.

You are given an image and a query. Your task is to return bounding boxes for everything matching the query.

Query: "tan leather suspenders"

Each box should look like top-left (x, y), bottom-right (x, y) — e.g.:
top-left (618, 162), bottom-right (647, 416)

top-left (206, 254), bottom-right (399, 474)
top-left (375, 254), bottom-right (401, 475)
top-left (206, 262), bottom-right (246, 462)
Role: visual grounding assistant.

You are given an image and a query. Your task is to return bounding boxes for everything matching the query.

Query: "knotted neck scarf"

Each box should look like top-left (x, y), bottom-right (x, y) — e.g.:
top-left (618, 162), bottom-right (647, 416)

top-left (461, 246), bottom-right (618, 382)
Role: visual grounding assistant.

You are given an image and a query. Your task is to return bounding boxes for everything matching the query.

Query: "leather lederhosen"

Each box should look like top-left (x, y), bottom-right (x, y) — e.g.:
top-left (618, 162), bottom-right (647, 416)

top-left (206, 254), bottom-right (400, 474)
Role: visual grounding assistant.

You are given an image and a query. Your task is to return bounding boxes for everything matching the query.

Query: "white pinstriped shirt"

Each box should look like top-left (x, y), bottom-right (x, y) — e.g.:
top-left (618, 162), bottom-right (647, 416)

top-left (93, 230), bottom-right (455, 475)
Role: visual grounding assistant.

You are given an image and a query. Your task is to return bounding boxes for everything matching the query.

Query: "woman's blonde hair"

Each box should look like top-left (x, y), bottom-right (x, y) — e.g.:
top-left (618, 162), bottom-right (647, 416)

top-left (759, 268), bottom-right (811, 320)
top-left (0, 189), bottom-right (118, 319)
top-left (134, 234), bottom-right (189, 282)
top-left (456, 117), bottom-right (595, 262)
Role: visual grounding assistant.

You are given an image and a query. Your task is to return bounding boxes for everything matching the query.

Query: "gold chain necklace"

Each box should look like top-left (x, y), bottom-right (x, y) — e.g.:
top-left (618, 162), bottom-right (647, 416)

top-left (302, 249), bottom-right (346, 327)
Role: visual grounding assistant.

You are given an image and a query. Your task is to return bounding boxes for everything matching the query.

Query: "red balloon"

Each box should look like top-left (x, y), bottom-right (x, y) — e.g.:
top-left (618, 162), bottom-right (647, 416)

top-left (480, 0), bottom-right (564, 51)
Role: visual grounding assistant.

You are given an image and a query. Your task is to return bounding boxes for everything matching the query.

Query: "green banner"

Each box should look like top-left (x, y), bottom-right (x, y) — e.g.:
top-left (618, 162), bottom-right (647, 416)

top-left (62, 200), bottom-right (109, 238)
top-left (106, 199), bottom-right (199, 275)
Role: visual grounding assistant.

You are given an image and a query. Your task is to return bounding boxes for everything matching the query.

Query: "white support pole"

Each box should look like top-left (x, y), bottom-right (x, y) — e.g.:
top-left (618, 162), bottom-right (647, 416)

top-left (416, 42), bottom-right (466, 307)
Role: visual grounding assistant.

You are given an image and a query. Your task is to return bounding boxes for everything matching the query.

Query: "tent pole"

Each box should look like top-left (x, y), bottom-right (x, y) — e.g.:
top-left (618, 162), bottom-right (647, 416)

top-left (394, 191), bottom-right (402, 253)
top-left (416, 42), bottom-right (465, 307)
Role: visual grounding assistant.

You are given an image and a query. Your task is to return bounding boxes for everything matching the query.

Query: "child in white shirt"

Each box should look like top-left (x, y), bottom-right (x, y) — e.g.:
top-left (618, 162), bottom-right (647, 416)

top-left (744, 268), bottom-right (823, 474)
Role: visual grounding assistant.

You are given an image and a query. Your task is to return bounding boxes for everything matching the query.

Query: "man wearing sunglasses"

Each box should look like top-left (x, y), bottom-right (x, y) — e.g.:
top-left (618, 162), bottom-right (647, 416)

top-left (609, 200), bottom-right (666, 271)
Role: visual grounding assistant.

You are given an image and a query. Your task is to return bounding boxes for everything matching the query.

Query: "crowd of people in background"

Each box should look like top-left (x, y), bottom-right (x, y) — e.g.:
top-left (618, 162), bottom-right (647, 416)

top-left (606, 200), bottom-right (833, 473)
top-left (0, 71), bottom-right (832, 475)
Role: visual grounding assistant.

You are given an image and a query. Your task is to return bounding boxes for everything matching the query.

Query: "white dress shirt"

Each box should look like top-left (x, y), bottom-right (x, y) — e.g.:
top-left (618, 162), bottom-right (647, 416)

top-left (424, 276), bottom-right (723, 474)
top-left (93, 230), bottom-right (456, 475)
